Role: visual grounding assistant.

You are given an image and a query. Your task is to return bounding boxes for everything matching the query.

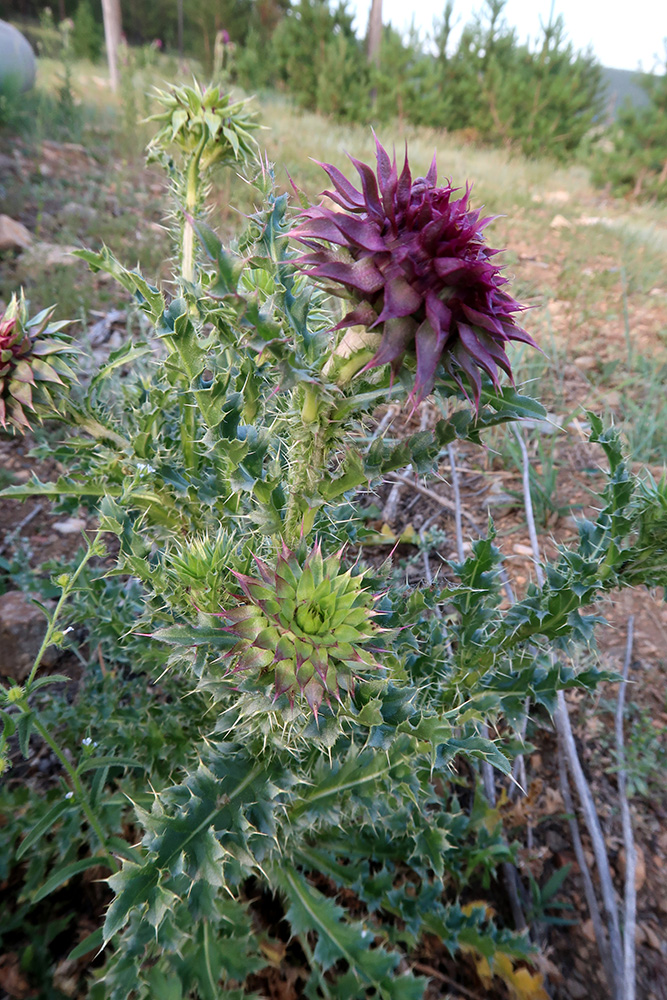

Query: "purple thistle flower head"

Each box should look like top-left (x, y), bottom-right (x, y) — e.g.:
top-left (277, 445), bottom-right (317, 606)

top-left (291, 135), bottom-right (537, 405)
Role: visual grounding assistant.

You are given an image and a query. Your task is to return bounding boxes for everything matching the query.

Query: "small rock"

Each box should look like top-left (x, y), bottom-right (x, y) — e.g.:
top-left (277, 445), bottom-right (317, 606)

top-left (643, 924), bottom-right (662, 951)
top-left (0, 153), bottom-right (17, 172)
top-left (24, 243), bottom-right (79, 267)
top-left (574, 355), bottom-right (598, 372)
top-left (544, 190), bottom-right (571, 204)
top-left (0, 214), bottom-right (32, 252)
top-left (581, 918), bottom-right (596, 943)
top-left (617, 844), bottom-right (646, 891)
top-left (59, 201), bottom-right (97, 224)
top-left (0, 590), bottom-right (58, 682)
top-left (545, 829), bottom-right (569, 853)
top-left (566, 978), bottom-right (588, 999)
top-left (599, 389), bottom-right (621, 409)
top-left (550, 214), bottom-right (572, 230)
top-left (53, 517), bottom-right (87, 535)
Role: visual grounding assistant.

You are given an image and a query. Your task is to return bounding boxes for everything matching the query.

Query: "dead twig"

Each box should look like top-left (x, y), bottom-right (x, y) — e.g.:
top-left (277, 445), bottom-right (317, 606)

top-left (615, 616), bottom-right (637, 1000)
top-left (386, 473), bottom-right (478, 530)
top-left (447, 443), bottom-right (465, 563)
top-left (512, 425), bottom-right (544, 587)
top-left (411, 962), bottom-right (486, 1000)
top-left (558, 746), bottom-right (615, 989)
top-left (0, 503), bottom-right (44, 555)
top-left (555, 691), bottom-right (624, 996)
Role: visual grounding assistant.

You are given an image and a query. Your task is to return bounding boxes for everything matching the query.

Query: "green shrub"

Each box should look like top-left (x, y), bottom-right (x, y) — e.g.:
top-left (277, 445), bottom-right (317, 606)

top-left (72, 0), bottom-right (103, 61)
top-left (592, 58), bottom-right (667, 200)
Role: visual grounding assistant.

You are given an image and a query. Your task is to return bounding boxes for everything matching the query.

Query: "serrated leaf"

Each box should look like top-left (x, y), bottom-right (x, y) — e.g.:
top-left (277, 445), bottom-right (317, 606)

top-left (90, 342), bottom-right (152, 391)
top-left (150, 624), bottom-right (236, 648)
top-left (279, 865), bottom-right (398, 980)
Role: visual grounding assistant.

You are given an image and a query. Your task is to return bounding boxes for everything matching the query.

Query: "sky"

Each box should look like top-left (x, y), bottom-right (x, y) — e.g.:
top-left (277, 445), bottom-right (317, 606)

top-left (348, 0), bottom-right (666, 73)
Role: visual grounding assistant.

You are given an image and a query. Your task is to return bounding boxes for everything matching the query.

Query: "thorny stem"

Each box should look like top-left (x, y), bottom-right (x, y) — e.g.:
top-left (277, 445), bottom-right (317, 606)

top-left (283, 393), bottom-right (333, 548)
top-left (31, 715), bottom-right (119, 873)
top-left (182, 133), bottom-right (207, 285)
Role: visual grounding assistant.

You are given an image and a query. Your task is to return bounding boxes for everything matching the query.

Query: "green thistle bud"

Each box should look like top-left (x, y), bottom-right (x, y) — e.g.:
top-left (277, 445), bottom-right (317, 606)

top-left (220, 543), bottom-right (383, 715)
top-left (146, 81), bottom-right (259, 171)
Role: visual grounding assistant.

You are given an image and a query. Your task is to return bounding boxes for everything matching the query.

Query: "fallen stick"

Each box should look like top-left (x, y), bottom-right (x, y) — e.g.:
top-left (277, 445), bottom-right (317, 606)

top-left (615, 616), bottom-right (637, 1000)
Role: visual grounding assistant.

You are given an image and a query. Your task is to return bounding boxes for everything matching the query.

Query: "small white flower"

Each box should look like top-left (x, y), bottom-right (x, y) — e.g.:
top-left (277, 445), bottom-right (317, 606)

top-left (82, 737), bottom-right (92, 746)
top-left (65, 791), bottom-right (74, 799)
top-left (136, 462), bottom-right (156, 475)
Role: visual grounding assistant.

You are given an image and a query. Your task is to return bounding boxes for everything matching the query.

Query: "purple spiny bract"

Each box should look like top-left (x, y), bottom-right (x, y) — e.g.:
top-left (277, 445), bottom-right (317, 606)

top-left (291, 135), bottom-right (537, 405)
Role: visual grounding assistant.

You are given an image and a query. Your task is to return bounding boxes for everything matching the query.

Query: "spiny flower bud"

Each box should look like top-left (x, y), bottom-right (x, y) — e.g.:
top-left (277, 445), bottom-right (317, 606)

top-left (0, 293), bottom-right (75, 433)
top-left (219, 543), bottom-right (382, 716)
top-left (291, 135), bottom-right (537, 406)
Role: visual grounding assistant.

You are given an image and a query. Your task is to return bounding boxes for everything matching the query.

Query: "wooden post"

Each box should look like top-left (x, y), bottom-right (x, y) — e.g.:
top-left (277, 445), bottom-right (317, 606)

top-left (177, 0), bottom-right (184, 58)
top-left (101, 0), bottom-right (122, 93)
top-left (366, 0), bottom-right (383, 66)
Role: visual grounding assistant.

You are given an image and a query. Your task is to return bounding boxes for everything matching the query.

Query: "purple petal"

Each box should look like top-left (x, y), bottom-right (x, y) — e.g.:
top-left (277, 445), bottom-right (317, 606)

top-left (433, 257), bottom-right (468, 280)
top-left (425, 153), bottom-right (437, 186)
top-left (348, 155), bottom-right (384, 219)
top-left (457, 323), bottom-right (501, 385)
top-left (374, 133), bottom-right (393, 190)
top-left (333, 302), bottom-right (379, 330)
top-left (414, 318), bottom-right (448, 403)
top-left (396, 148), bottom-right (412, 210)
top-left (461, 303), bottom-right (507, 337)
top-left (315, 160), bottom-right (364, 209)
top-left (308, 256), bottom-right (385, 294)
top-left (365, 316), bottom-right (416, 368)
top-left (375, 276), bottom-right (422, 323)
top-left (330, 213), bottom-right (386, 252)
top-left (424, 290), bottom-right (452, 336)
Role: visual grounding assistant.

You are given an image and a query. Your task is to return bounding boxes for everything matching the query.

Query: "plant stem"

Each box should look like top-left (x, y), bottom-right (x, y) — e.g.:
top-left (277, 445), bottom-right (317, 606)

top-left (283, 397), bottom-right (332, 548)
top-left (31, 715), bottom-right (119, 872)
top-left (25, 531), bottom-right (103, 692)
top-left (182, 134), bottom-right (207, 284)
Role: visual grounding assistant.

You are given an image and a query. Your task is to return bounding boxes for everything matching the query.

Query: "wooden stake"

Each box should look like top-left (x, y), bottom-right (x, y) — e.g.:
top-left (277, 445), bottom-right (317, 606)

top-left (101, 0), bottom-right (122, 93)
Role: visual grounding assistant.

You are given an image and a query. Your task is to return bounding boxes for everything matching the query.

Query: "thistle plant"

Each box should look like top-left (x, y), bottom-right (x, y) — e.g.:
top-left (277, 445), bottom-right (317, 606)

top-left (0, 293), bottom-right (74, 432)
top-left (2, 84), bottom-right (667, 1000)
top-left (292, 135), bottom-right (535, 404)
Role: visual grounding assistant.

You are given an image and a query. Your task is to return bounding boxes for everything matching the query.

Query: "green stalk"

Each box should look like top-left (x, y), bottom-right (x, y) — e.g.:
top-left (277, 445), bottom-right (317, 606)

top-left (31, 715), bottom-right (119, 873)
top-left (182, 133), bottom-right (207, 285)
top-left (283, 390), bottom-right (332, 548)
top-left (25, 531), bottom-right (103, 692)
top-left (180, 395), bottom-right (199, 476)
